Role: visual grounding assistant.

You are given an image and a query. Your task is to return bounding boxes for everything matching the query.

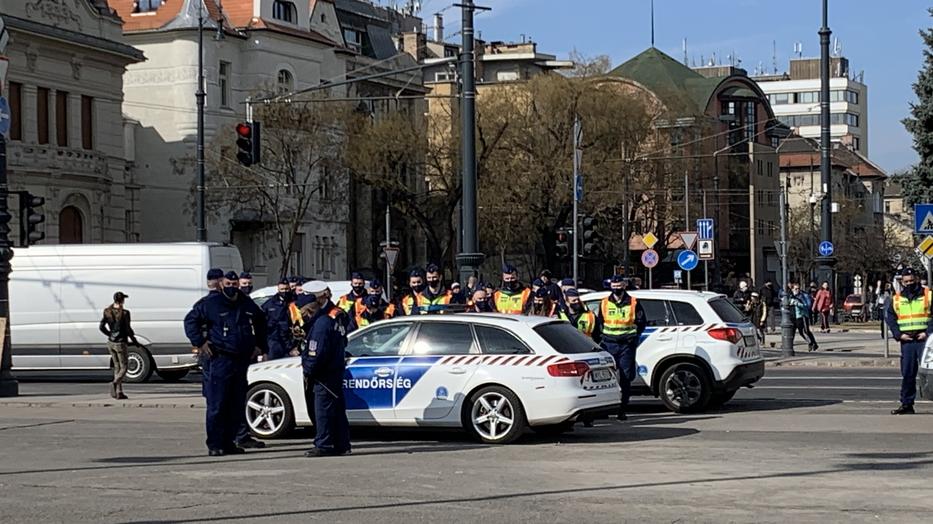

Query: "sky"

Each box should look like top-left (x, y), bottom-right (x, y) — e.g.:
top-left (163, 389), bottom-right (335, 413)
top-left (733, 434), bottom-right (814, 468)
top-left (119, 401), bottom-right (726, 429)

top-left (415, 0), bottom-right (930, 174)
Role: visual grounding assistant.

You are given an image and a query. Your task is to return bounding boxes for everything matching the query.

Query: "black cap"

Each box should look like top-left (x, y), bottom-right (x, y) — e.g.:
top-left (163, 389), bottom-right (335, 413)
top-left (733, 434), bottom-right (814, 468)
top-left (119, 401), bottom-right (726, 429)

top-left (239, 271), bottom-right (252, 279)
top-left (114, 291), bottom-right (129, 301)
top-left (224, 271), bottom-right (239, 281)
top-left (207, 268), bottom-right (224, 280)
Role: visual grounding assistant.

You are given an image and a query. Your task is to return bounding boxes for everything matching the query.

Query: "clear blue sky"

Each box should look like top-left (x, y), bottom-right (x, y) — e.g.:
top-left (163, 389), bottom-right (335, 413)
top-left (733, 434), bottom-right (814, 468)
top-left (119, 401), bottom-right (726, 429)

top-left (419, 0), bottom-right (930, 174)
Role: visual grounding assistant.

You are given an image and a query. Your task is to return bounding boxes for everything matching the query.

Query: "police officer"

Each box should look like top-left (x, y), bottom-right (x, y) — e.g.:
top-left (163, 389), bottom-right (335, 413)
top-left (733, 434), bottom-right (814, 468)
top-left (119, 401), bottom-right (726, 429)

top-left (238, 272), bottom-right (254, 295)
top-left (367, 279), bottom-right (396, 318)
top-left (302, 292), bottom-right (352, 457)
top-left (885, 268), bottom-right (933, 415)
top-left (305, 280), bottom-right (356, 333)
top-left (398, 268), bottom-right (429, 315)
top-left (196, 268), bottom-right (225, 398)
top-left (184, 270), bottom-right (267, 456)
top-left (467, 286), bottom-right (493, 312)
top-left (596, 274), bottom-right (646, 420)
top-left (423, 263), bottom-right (454, 311)
top-left (262, 279), bottom-right (297, 360)
top-left (337, 272), bottom-right (367, 315)
top-left (356, 294), bottom-right (392, 327)
top-left (560, 289), bottom-right (598, 339)
top-left (493, 264), bottom-right (532, 315)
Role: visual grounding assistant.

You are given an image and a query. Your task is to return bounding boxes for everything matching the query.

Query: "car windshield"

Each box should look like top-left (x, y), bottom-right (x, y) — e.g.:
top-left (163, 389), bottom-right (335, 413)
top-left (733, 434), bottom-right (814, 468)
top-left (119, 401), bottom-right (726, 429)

top-left (709, 297), bottom-right (748, 323)
top-left (533, 322), bottom-right (601, 354)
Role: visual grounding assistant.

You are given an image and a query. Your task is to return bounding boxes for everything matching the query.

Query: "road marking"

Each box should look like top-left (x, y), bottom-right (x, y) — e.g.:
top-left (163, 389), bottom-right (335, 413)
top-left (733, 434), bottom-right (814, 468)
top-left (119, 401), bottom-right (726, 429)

top-left (762, 376), bottom-right (901, 380)
top-left (754, 386), bottom-right (897, 390)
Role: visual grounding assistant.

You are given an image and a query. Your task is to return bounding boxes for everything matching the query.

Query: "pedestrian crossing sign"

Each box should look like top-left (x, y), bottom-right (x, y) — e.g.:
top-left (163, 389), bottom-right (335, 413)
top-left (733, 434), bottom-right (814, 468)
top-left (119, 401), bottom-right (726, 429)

top-left (915, 204), bottom-right (933, 234)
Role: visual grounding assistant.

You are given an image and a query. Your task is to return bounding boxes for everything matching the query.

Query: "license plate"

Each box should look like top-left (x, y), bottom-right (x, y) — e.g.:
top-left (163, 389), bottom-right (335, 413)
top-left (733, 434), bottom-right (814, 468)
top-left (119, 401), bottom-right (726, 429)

top-left (591, 369), bottom-right (613, 382)
top-left (743, 335), bottom-right (757, 347)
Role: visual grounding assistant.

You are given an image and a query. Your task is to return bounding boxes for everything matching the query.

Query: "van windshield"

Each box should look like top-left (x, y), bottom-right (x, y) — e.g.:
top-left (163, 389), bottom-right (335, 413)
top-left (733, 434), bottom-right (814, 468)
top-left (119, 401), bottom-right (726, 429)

top-left (534, 322), bottom-right (601, 354)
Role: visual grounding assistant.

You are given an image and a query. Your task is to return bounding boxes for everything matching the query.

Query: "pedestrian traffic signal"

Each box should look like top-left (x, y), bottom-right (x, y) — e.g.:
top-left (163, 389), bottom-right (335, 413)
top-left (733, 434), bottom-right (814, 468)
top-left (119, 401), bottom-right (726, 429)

top-left (235, 121), bottom-right (261, 167)
top-left (555, 228), bottom-right (572, 260)
top-left (18, 192), bottom-right (45, 246)
top-left (581, 216), bottom-right (600, 256)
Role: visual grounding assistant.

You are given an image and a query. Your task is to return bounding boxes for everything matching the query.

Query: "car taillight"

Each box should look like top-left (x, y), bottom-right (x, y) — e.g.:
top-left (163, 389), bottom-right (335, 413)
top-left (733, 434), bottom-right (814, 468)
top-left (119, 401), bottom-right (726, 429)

top-left (547, 361), bottom-right (590, 377)
top-left (708, 327), bottom-right (742, 344)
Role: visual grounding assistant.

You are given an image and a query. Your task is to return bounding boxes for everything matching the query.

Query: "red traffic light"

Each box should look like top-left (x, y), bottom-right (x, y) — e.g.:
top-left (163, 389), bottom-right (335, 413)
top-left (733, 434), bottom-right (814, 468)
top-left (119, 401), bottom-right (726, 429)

top-left (236, 122), bottom-right (252, 138)
top-left (556, 232), bottom-right (568, 242)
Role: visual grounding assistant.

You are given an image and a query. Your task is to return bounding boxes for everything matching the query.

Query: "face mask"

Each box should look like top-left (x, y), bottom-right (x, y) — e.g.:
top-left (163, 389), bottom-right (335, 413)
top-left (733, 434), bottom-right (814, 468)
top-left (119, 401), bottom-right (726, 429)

top-left (571, 303), bottom-right (584, 313)
top-left (241, 285), bottom-right (253, 295)
top-left (278, 291), bottom-right (294, 302)
top-left (352, 285), bottom-right (365, 295)
top-left (477, 301), bottom-right (492, 312)
top-left (612, 288), bottom-right (625, 298)
top-left (427, 279), bottom-right (440, 289)
top-left (222, 286), bottom-right (238, 299)
top-left (907, 282), bottom-right (920, 293)
top-left (412, 283), bottom-right (425, 293)
top-left (505, 280), bottom-right (519, 291)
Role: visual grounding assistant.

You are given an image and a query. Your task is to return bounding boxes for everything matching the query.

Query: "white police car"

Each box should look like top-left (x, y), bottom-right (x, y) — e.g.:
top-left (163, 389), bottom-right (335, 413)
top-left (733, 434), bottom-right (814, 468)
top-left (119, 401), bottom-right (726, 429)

top-left (583, 290), bottom-right (765, 413)
top-left (245, 314), bottom-right (620, 444)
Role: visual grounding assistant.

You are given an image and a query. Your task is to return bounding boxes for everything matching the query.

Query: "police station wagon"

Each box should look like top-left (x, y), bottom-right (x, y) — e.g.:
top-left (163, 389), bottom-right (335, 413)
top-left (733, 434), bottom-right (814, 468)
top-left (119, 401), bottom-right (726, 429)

top-left (583, 290), bottom-right (765, 413)
top-left (245, 314), bottom-right (620, 444)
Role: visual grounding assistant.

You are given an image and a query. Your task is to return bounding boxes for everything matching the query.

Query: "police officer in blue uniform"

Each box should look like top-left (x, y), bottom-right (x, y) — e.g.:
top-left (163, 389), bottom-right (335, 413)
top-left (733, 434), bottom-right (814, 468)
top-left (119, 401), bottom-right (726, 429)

top-left (196, 268), bottom-right (225, 397)
top-left (263, 279), bottom-right (297, 360)
top-left (595, 274), bottom-right (647, 420)
top-left (302, 295), bottom-right (352, 457)
top-left (885, 268), bottom-right (933, 415)
top-left (184, 271), bottom-right (268, 456)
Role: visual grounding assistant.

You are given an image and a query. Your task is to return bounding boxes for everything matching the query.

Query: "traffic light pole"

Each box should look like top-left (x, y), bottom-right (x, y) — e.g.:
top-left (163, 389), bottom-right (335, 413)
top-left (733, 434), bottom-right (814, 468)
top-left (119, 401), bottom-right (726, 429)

top-left (0, 134), bottom-right (17, 396)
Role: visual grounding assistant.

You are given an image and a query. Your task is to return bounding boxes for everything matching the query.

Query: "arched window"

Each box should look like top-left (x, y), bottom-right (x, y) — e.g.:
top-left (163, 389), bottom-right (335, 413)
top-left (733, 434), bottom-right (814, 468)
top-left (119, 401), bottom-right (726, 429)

top-left (272, 0), bottom-right (297, 23)
top-left (277, 69), bottom-right (294, 94)
top-left (59, 206), bottom-right (84, 244)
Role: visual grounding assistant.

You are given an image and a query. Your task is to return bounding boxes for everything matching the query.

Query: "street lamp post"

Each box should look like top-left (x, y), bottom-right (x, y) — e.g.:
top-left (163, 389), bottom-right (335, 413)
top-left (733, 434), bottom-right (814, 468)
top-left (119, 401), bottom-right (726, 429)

top-left (816, 0), bottom-right (835, 283)
top-left (0, 132), bottom-right (17, 396)
top-left (195, 3), bottom-right (207, 243)
top-left (809, 194), bottom-right (817, 281)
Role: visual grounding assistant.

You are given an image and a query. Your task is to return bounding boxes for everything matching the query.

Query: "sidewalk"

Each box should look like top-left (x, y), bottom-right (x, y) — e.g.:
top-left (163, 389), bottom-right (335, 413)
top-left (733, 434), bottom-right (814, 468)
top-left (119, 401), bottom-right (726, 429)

top-left (759, 329), bottom-right (901, 368)
top-left (0, 392), bottom-right (205, 409)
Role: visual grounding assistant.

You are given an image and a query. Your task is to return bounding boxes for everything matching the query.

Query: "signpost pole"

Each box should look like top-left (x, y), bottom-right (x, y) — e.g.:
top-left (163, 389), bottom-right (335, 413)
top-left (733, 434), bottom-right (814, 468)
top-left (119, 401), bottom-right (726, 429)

top-left (649, 268), bottom-right (653, 290)
top-left (572, 116), bottom-right (581, 285)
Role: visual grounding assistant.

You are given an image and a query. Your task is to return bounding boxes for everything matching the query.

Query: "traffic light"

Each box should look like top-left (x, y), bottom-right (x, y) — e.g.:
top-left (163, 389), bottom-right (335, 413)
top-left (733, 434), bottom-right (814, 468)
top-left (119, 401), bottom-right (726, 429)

top-left (19, 192), bottom-right (46, 246)
top-left (235, 121), bottom-right (261, 167)
top-left (555, 228), bottom-right (572, 260)
top-left (581, 215), bottom-right (600, 256)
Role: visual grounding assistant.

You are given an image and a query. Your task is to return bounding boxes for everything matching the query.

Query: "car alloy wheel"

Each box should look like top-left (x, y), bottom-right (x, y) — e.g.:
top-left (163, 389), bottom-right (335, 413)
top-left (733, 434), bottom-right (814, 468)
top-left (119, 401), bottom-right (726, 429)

top-left (665, 368), bottom-right (704, 409)
top-left (471, 391), bottom-right (515, 442)
top-left (247, 388), bottom-right (288, 437)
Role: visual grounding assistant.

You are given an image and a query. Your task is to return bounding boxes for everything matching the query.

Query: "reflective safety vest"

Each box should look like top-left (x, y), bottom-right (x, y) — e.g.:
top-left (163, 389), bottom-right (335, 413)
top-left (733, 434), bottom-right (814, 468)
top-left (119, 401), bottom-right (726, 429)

top-left (288, 302), bottom-right (302, 325)
top-left (337, 293), bottom-right (365, 316)
top-left (494, 288), bottom-right (531, 315)
top-left (600, 296), bottom-right (638, 337)
top-left (560, 310), bottom-right (597, 337)
top-left (423, 290), bottom-right (452, 313)
top-left (400, 293), bottom-right (430, 315)
top-left (893, 289), bottom-right (932, 333)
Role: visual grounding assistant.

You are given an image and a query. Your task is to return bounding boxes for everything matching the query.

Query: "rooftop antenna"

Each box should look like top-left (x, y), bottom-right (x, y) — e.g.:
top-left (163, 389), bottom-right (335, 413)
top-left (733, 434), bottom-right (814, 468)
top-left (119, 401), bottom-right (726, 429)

top-left (833, 37), bottom-right (842, 57)
top-left (683, 38), bottom-right (688, 65)
top-left (794, 41), bottom-right (803, 58)
top-left (772, 40), bottom-right (777, 74)
top-left (650, 0), bottom-right (655, 47)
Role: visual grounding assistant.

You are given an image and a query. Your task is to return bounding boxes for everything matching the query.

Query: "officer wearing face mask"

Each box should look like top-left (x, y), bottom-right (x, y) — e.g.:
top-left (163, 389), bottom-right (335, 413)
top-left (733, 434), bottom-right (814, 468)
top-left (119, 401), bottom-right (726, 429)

top-left (398, 268), bottom-right (430, 316)
top-left (184, 270), bottom-right (268, 456)
top-left (305, 280), bottom-right (356, 333)
top-left (467, 286), bottom-right (493, 313)
top-left (595, 274), bottom-right (646, 421)
top-left (530, 287), bottom-right (557, 317)
top-left (238, 272), bottom-right (254, 296)
top-left (423, 263), bottom-right (453, 312)
top-left (367, 279), bottom-right (396, 318)
top-left (493, 264), bottom-right (532, 315)
top-left (337, 272), bottom-right (368, 316)
top-left (262, 279), bottom-right (297, 360)
top-left (885, 268), bottom-right (933, 415)
top-left (356, 294), bottom-right (392, 328)
top-left (560, 289), bottom-right (598, 339)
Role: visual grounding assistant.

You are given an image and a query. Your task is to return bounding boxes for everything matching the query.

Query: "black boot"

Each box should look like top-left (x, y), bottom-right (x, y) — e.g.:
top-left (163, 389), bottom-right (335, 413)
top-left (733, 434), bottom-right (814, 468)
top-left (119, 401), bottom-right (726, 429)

top-left (891, 404), bottom-right (915, 415)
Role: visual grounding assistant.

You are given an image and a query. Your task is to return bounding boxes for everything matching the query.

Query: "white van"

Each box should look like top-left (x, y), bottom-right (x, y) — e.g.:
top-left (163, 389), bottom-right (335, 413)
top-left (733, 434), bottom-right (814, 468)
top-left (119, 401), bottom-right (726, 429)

top-left (10, 242), bottom-right (243, 382)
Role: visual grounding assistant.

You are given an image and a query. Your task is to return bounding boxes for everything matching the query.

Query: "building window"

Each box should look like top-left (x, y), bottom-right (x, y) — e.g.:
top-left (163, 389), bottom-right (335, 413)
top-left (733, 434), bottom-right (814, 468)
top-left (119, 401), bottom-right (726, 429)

top-left (276, 69), bottom-right (293, 94)
top-left (797, 91), bottom-right (819, 104)
top-left (219, 61), bottom-right (231, 108)
top-left (767, 161), bottom-right (774, 177)
top-left (37, 87), bottom-right (50, 145)
top-left (434, 71), bottom-right (454, 82)
top-left (852, 137), bottom-right (861, 150)
top-left (344, 29), bottom-right (362, 51)
top-left (8, 82), bottom-right (22, 141)
top-left (59, 206), bottom-right (83, 244)
top-left (317, 166), bottom-right (333, 200)
top-left (769, 93), bottom-right (790, 105)
top-left (745, 101), bottom-right (756, 141)
top-left (133, 0), bottom-right (164, 13)
top-left (272, 0), bottom-right (297, 23)
top-left (56, 91), bottom-right (69, 147)
top-left (80, 96), bottom-right (94, 150)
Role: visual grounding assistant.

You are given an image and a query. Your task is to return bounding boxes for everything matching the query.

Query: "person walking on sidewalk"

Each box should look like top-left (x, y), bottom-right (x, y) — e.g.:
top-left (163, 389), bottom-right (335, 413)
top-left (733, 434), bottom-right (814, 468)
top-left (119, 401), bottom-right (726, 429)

top-left (99, 292), bottom-right (138, 399)
top-left (885, 268), bottom-right (933, 415)
top-left (814, 282), bottom-right (833, 333)
top-left (790, 284), bottom-right (819, 352)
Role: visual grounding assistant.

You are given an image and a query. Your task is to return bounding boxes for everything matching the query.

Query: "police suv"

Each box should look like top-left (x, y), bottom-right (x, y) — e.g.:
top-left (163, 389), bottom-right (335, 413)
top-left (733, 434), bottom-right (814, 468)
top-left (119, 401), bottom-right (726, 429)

top-left (245, 314), bottom-right (620, 444)
top-left (583, 290), bottom-right (765, 413)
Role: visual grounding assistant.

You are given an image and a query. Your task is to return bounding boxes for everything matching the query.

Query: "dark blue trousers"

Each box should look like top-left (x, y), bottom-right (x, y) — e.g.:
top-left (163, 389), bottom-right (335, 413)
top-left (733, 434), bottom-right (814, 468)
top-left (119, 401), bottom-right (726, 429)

top-left (204, 354), bottom-right (248, 451)
top-left (601, 336), bottom-right (638, 409)
top-left (267, 337), bottom-right (292, 360)
top-left (312, 380), bottom-right (351, 454)
top-left (900, 340), bottom-right (925, 406)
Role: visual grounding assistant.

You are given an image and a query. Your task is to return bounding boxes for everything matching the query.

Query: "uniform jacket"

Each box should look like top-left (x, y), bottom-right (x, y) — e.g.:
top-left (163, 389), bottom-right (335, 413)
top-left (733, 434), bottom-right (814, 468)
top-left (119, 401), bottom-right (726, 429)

top-left (594, 291), bottom-right (647, 342)
top-left (184, 290), bottom-right (268, 357)
top-left (885, 285), bottom-right (933, 340)
top-left (302, 302), bottom-right (348, 386)
top-left (261, 293), bottom-right (295, 347)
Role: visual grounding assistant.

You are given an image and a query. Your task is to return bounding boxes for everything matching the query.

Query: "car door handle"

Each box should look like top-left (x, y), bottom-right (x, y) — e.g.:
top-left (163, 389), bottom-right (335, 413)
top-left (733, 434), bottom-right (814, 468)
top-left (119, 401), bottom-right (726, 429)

top-left (657, 335), bottom-right (674, 341)
top-left (449, 367), bottom-right (467, 375)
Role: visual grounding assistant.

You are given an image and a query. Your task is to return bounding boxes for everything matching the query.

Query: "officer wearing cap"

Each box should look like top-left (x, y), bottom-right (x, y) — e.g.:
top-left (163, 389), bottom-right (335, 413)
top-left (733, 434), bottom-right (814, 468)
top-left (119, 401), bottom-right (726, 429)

top-left (195, 269), bottom-right (225, 398)
top-left (263, 279), bottom-right (297, 361)
top-left (238, 272), bottom-right (254, 295)
top-left (301, 286), bottom-right (352, 457)
top-left (184, 269), bottom-right (268, 456)
top-left (885, 267), bottom-right (933, 415)
top-left (337, 272), bottom-right (368, 316)
top-left (398, 268), bottom-right (429, 315)
top-left (423, 263), bottom-right (456, 312)
top-left (560, 289), bottom-right (598, 339)
top-left (596, 274), bottom-right (646, 420)
top-left (367, 279), bottom-right (396, 318)
top-left (305, 280), bottom-right (356, 333)
top-left (356, 294), bottom-right (392, 327)
top-left (530, 287), bottom-right (557, 317)
top-left (287, 276), bottom-right (299, 291)
top-left (493, 264), bottom-right (532, 315)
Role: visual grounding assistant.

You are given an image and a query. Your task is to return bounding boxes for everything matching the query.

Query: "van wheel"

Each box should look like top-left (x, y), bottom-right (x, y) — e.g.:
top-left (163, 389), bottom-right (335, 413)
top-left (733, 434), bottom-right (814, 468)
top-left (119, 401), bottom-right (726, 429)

top-left (246, 383), bottom-right (294, 439)
top-left (156, 369), bottom-right (189, 382)
top-left (124, 346), bottom-right (153, 383)
top-left (464, 386), bottom-right (526, 445)
top-left (659, 362), bottom-right (711, 413)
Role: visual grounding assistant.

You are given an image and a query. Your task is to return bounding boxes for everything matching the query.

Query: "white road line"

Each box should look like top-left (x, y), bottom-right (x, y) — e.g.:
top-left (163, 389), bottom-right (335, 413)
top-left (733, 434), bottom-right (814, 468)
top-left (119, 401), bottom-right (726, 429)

top-left (762, 376), bottom-right (902, 380)
top-left (754, 386), bottom-right (898, 390)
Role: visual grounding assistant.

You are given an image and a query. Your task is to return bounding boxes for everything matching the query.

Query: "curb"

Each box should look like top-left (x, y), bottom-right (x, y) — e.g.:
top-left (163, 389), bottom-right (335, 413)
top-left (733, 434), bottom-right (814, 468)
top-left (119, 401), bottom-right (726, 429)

top-left (765, 357), bottom-right (899, 368)
top-left (0, 400), bottom-right (203, 409)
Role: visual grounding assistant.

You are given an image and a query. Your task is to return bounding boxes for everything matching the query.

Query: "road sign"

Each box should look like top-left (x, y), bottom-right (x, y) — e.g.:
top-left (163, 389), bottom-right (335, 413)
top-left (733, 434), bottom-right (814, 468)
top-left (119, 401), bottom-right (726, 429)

top-left (643, 232), bottom-right (659, 249)
top-left (698, 239), bottom-right (715, 260)
top-left (641, 249), bottom-right (659, 269)
top-left (679, 232), bottom-right (698, 250)
top-left (917, 204), bottom-right (933, 234)
top-left (918, 236), bottom-right (933, 258)
top-left (677, 250), bottom-right (699, 271)
top-left (697, 218), bottom-right (714, 240)
top-left (673, 270), bottom-right (683, 283)
top-left (0, 97), bottom-right (9, 136)
top-left (818, 240), bottom-right (834, 257)
top-left (383, 246), bottom-right (399, 270)
top-left (574, 174), bottom-right (583, 203)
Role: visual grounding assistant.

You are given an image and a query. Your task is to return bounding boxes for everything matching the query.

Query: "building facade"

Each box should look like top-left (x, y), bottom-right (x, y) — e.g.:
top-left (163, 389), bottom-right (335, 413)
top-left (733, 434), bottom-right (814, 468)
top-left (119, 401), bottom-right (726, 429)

top-left (753, 56), bottom-right (868, 156)
top-left (1, 0), bottom-right (143, 245)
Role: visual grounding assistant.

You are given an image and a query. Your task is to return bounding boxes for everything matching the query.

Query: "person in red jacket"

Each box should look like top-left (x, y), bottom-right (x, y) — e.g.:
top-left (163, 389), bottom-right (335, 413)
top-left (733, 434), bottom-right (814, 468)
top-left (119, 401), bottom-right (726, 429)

top-left (813, 282), bottom-right (833, 333)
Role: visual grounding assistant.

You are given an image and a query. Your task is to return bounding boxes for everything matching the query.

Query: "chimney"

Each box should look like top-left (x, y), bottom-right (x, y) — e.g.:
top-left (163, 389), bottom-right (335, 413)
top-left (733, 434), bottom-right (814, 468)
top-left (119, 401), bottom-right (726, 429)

top-left (433, 13), bottom-right (444, 42)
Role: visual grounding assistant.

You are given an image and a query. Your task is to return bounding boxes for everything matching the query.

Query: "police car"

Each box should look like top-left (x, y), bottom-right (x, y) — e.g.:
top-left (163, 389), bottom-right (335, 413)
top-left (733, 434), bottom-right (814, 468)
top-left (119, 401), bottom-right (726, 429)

top-left (583, 290), bottom-right (765, 413)
top-left (245, 314), bottom-right (620, 444)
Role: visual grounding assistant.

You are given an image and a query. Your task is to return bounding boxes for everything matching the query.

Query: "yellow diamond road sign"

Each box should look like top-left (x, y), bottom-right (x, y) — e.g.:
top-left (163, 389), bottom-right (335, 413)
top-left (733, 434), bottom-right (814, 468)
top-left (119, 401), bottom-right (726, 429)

top-left (643, 232), bottom-right (659, 249)
top-left (918, 236), bottom-right (933, 258)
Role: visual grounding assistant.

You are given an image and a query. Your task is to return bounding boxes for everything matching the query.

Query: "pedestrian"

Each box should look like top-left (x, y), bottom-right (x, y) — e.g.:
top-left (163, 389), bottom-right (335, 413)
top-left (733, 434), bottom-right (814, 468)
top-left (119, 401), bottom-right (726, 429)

top-left (538, 270), bottom-right (562, 301)
top-left (559, 289), bottom-right (597, 339)
top-left (262, 279), bottom-right (297, 360)
top-left (885, 268), bottom-right (932, 415)
top-left (450, 281), bottom-right (465, 305)
top-left (99, 291), bottom-right (139, 400)
top-left (337, 272), bottom-right (367, 314)
top-left (814, 282), bottom-right (833, 333)
top-left (493, 264), bottom-right (532, 314)
top-left (595, 275), bottom-right (646, 420)
top-left (301, 291), bottom-right (352, 457)
top-left (530, 287), bottom-right (557, 317)
top-left (732, 281), bottom-right (750, 310)
top-left (746, 291), bottom-right (767, 345)
top-left (467, 286), bottom-right (493, 312)
top-left (759, 280), bottom-right (777, 334)
top-left (789, 283), bottom-right (819, 351)
top-left (238, 272), bottom-right (254, 295)
top-left (465, 275), bottom-right (479, 298)
top-left (184, 271), bottom-right (267, 456)
top-left (808, 281), bottom-right (819, 324)
top-left (398, 268), bottom-right (428, 316)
